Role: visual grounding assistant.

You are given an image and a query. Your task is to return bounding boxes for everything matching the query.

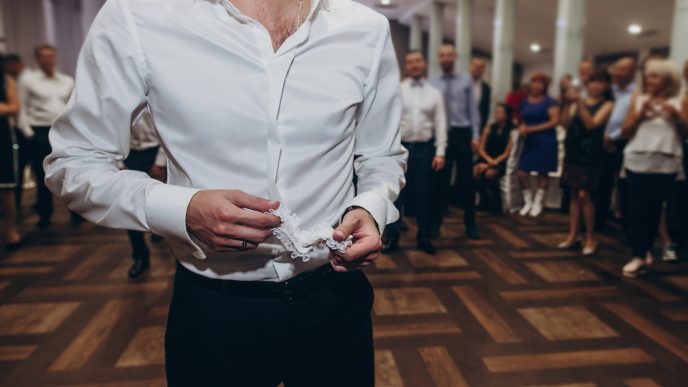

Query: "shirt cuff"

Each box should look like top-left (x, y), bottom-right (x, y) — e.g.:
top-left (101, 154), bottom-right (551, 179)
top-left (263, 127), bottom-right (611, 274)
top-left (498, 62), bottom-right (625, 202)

top-left (343, 192), bottom-right (397, 237)
top-left (145, 183), bottom-right (206, 259)
top-left (608, 130), bottom-right (622, 141)
top-left (436, 147), bottom-right (446, 157)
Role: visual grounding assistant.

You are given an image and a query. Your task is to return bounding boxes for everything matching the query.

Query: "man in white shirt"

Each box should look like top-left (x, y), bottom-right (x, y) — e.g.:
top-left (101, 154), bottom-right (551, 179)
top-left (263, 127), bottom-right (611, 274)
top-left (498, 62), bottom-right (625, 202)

top-left (383, 51), bottom-right (447, 255)
top-left (18, 45), bottom-right (74, 228)
top-left (44, 0), bottom-right (406, 385)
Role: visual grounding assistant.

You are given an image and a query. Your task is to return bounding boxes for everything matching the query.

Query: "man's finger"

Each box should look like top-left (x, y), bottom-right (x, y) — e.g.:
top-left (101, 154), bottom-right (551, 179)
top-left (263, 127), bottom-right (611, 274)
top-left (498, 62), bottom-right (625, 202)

top-left (236, 209), bottom-right (282, 229)
top-left (333, 218), bottom-right (360, 242)
top-left (214, 224), bottom-right (273, 245)
top-left (229, 191), bottom-right (280, 213)
top-left (334, 236), bottom-right (379, 262)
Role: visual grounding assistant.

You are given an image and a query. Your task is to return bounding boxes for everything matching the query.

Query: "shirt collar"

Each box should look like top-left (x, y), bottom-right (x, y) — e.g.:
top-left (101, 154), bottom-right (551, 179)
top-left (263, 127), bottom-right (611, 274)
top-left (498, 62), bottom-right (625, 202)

top-left (194, 0), bottom-right (331, 12)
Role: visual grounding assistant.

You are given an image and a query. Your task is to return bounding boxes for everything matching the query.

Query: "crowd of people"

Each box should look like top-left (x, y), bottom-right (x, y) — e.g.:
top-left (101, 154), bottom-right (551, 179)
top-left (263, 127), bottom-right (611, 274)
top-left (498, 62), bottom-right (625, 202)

top-left (385, 40), bottom-right (688, 277)
top-left (1, 41), bottom-right (687, 279)
top-left (0, 46), bottom-right (165, 278)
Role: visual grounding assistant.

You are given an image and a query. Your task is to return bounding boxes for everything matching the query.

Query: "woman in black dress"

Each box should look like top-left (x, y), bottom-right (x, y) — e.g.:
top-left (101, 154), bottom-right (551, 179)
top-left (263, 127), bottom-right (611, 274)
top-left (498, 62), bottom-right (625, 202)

top-left (559, 71), bottom-right (614, 256)
top-left (474, 103), bottom-right (514, 214)
top-left (0, 57), bottom-right (22, 250)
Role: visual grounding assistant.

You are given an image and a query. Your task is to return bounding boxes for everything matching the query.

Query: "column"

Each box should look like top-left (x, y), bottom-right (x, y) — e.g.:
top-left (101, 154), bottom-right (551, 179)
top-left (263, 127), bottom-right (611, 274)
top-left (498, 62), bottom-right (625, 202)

top-left (409, 14), bottom-right (423, 51)
top-left (428, 1), bottom-right (445, 79)
top-left (454, 0), bottom-right (472, 72)
top-left (490, 0), bottom-right (514, 104)
top-left (552, 0), bottom-right (586, 93)
top-left (670, 0), bottom-right (688, 70)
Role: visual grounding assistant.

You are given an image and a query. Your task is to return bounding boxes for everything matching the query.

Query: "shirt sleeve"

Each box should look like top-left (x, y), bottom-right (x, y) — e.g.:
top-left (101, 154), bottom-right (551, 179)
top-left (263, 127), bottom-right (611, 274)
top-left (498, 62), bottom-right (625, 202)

top-left (434, 89), bottom-right (448, 157)
top-left (466, 77), bottom-right (481, 139)
top-left (16, 76), bottom-right (34, 138)
top-left (43, 0), bottom-right (205, 259)
top-left (343, 19), bottom-right (408, 235)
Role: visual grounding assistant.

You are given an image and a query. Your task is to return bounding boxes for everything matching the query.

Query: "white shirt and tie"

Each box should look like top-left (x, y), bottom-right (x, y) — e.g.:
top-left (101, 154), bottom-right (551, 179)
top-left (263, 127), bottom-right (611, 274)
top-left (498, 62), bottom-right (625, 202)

top-left (17, 70), bottom-right (74, 138)
top-left (399, 78), bottom-right (447, 156)
top-left (44, 0), bottom-right (407, 282)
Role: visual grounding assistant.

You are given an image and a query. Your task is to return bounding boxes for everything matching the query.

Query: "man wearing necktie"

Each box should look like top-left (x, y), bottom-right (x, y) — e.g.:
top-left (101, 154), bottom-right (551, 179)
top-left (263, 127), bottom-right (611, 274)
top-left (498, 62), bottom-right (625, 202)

top-left (382, 51), bottom-right (447, 255)
top-left (430, 41), bottom-right (482, 241)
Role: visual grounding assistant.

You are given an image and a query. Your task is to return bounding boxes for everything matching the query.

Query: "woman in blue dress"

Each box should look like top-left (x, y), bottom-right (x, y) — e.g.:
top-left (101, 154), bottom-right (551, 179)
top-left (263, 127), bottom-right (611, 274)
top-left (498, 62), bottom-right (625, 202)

top-left (516, 73), bottom-right (561, 217)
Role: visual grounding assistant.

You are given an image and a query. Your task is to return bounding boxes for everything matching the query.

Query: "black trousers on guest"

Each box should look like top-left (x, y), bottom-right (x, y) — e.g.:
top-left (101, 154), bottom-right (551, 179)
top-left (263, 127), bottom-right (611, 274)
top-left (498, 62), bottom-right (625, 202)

top-left (667, 143), bottom-right (688, 249)
top-left (123, 147), bottom-right (159, 261)
top-left (626, 170), bottom-right (676, 258)
top-left (434, 127), bottom-right (476, 229)
top-left (387, 140), bottom-right (436, 241)
top-left (13, 129), bottom-right (32, 210)
top-left (30, 126), bottom-right (53, 221)
top-left (595, 140), bottom-right (628, 233)
top-left (165, 263), bottom-right (375, 387)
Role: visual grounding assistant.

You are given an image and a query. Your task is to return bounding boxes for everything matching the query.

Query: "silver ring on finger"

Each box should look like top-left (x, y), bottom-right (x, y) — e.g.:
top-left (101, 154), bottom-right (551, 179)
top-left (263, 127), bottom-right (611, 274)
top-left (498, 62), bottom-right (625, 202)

top-left (241, 240), bottom-right (248, 250)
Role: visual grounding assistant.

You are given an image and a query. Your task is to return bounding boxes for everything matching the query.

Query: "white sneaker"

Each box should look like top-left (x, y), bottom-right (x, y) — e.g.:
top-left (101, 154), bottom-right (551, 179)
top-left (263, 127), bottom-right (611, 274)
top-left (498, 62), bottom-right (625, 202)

top-left (529, 201), bottom-right (543, 217)
top-left (529, 188), bottom-right (546, 218)
top-left (519, 190), bottom-right (533, 216)
top-left (623, 257), bottom-right (648, 277)
top-left (663, 244), bottom-right (678, 263)
top-left (519, 202), bottom-right (532, 216)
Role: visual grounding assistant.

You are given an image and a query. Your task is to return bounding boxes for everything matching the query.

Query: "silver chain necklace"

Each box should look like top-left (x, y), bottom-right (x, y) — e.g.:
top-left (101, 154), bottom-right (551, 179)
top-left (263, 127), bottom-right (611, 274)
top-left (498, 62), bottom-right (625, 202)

top-left (294, 0), bottom-right (304, 32)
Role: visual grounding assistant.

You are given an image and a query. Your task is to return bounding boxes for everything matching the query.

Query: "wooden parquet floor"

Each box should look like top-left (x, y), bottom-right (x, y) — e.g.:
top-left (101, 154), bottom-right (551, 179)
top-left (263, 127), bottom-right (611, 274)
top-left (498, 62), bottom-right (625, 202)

top-left (1, 203), bottom-right (688, 387)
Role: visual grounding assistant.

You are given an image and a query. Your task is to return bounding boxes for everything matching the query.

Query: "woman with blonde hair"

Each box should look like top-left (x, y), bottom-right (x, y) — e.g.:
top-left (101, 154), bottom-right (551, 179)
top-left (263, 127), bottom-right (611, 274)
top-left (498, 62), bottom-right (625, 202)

top-left (621, 59), bottom-right (687, 277)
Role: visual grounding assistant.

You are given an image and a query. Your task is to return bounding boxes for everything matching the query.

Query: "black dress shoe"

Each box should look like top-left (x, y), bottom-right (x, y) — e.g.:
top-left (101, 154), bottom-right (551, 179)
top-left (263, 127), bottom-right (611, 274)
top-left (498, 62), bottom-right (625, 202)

top-left (466, 223), bottom-right (482, 240)
top-left (381, 238), bottom-right (399, 254)
top-left (150, 234), bottom-right (164, 244)
top-left (417, 239), bottom-right (437, 255)
top-left (128, 260), bottom-right (150, 279)
top-left (5, 241), bottom-right (22, 252)
top-left (37, 219), bottom-right (52, 229)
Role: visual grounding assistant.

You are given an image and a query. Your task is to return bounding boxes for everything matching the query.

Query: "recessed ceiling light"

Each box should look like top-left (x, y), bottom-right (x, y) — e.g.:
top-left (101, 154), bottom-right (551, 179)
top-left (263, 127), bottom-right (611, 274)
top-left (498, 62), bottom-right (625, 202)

top-left (628, 23), bottom-right (643, 35)
top-left (380, 0), bottom-right (391, 5)
top-left (530, 43), bottom-right (541, 53)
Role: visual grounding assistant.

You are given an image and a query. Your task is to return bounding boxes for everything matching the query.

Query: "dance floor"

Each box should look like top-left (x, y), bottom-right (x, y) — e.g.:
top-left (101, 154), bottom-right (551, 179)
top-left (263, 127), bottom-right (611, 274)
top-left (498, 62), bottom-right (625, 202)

top-left (1, 203), bottom-right (687, 386)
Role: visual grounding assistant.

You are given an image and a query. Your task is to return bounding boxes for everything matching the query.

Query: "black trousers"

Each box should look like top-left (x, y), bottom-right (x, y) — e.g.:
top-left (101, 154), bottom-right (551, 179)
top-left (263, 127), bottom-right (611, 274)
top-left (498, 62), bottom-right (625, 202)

top-left (667, 143), bottom-right (688, 249)
top-left (31, 126), bottom-right (53, 221)
top-left (595, 140), bottom-right (627, 231)
top-left (434, 127), bottom-right (476, 228)
top-left (123, 147), bottom-right (159, 261)
top-left (626, 170), bottom-right (676, 258)
top-left (387, 141), bottom-right (435, 240)
top-left (13, 129), bottom-right (32, 210)
top-left (165, 263), bottom-right (375, 387)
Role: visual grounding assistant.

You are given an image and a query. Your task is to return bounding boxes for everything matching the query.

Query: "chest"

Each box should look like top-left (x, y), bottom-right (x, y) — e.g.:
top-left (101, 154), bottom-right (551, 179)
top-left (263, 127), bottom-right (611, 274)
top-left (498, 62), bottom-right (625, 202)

top-left (27, 79), bottom-right (71, 101)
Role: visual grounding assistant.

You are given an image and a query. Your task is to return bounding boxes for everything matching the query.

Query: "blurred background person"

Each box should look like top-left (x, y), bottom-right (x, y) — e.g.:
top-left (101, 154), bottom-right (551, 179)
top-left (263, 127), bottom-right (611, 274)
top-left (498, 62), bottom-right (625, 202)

top-left (597, 57), bottom-right (637, 234)
top-left (17, 45), bottom-right (74, 229)
top-left (506, 83), bottom-right (529, 125)
top-left (559, 71), bottom-right (615, 255)
top-left (470, 58), bottom-right (491, 133)
top-left (474, 103), bottom-right (514, 214)
top-left (516, 73), bottom-right (561, 218)
top-left (621, 59), bottom-right (686, 277)
top-left (122, 106), bottom-right (165, 279)
top-left (665, 60), bottom-right (688, 260)
top-left (383, 51), bottom-right (447, 255)
top-left (0, 56), bottom-right (22, 250)
top-left (578, 60), bottom-right (595, 94)
top-left (2, 54), bottom-right (32, 215)
top-left (431, 41), bottom-right (482, 240)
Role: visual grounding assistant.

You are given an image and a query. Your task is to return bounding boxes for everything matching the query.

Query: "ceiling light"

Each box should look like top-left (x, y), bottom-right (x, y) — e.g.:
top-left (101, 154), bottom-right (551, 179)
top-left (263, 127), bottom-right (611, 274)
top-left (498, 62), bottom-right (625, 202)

top-left (530, 43), bottom-right (541, 53)
top-left (380, 0), bottom-right (391, 5)
top-left (628, 24), bottom-right (643, 35)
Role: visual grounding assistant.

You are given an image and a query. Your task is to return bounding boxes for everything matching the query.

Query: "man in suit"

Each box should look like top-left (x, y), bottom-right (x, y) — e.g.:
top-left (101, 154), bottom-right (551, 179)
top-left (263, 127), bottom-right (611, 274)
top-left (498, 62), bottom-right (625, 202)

top-left (470, 58), bottom-right (491, 132)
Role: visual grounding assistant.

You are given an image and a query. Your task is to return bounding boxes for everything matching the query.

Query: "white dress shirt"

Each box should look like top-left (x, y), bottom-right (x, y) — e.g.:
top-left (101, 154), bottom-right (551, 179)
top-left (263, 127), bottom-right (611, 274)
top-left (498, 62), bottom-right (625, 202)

top-left (130, 105), bottom-right (160, 151)
top-left (473, 78), bottom-right (482, 105)
top-left (399, 78), bottom-right (447, 156)
top-left (18, 69), bottom-right (74, 138)
top-left (44, 0), bottom-right (407, 282)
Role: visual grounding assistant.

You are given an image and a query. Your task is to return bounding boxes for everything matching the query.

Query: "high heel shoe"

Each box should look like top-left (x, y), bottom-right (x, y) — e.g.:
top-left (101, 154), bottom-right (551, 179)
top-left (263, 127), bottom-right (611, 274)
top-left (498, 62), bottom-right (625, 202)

top-left (557, 239), bottom-right (580, 250)
top-left (582, 241), bottom-right (598, 256)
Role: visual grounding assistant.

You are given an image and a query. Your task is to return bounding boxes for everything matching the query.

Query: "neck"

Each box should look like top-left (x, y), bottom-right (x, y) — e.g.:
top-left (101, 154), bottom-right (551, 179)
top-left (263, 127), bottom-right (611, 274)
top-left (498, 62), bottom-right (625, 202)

top-left (42, 68), bottom-right (55, 78)
top-left (618, 79), bottom-right (632, 90)
top-left (232, 0), bottom-right (296, 17)
top-left (410, 75), bottom-right (423, 81)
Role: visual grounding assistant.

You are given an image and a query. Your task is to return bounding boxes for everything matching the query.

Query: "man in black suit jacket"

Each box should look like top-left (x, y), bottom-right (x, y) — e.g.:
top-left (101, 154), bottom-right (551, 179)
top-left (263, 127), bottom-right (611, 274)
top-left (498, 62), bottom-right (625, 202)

top-left (470, 58), bottom-right (491, 131)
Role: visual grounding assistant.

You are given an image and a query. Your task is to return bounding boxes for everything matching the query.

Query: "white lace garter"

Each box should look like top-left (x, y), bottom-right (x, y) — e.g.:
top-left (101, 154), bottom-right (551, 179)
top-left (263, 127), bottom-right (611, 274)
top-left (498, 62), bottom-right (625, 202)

top-left (268, 207), bottom-right (353, 261)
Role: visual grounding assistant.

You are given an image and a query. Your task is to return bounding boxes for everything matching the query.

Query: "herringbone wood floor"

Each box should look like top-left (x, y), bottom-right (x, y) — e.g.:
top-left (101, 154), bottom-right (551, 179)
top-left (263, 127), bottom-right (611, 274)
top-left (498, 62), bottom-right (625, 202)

top-left (1, 202), bottom-right (687, 386)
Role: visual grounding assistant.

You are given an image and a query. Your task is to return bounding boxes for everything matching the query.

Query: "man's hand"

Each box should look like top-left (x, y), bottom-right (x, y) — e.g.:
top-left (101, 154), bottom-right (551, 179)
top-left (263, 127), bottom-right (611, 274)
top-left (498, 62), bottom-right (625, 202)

top-left (471, 139), bottom-right (480, 152)
top-left (431, 156), bottom-right (446, 171)
top-left (186, 190), bottom-right (282, 253)
top-left (330, 208), bottom-right (381, 272)
top-left (519, 124), bottom-right (529, 137)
